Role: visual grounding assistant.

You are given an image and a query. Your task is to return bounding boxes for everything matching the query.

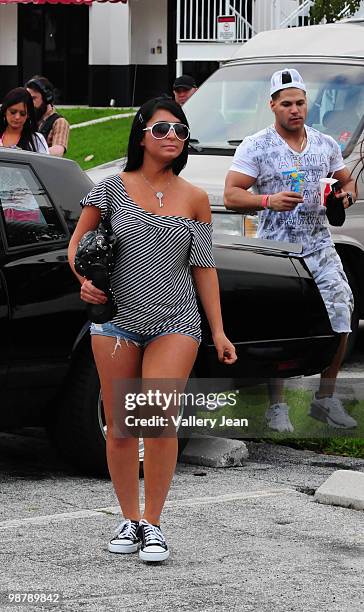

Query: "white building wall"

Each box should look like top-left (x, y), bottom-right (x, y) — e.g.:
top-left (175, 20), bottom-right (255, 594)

top-left (177, 42), bottom-right (239, 63)
top-left (253, 0), bottom-right (299, 33)
top-left (130, 0), bottom-right (167, 65)
top-left (89, 2), bottom-right (130, 65)
top-left (0, 5), bottom-right (17, 65)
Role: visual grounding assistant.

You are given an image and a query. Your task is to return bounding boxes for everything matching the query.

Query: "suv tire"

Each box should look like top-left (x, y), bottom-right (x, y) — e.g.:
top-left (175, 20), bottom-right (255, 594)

top-left (49, 352), bottom-right (192, 476)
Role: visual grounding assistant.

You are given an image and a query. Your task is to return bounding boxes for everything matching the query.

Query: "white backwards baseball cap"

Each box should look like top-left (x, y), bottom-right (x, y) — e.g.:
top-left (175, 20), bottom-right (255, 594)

top-left (270, 68), bottom-right (306, 97)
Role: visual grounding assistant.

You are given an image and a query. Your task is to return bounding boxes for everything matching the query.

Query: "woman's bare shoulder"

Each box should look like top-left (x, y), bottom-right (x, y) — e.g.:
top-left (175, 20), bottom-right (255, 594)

top-left (177, 176), bottom-right (209, 204)
top-left (177, 177), bottom-right (211, 222)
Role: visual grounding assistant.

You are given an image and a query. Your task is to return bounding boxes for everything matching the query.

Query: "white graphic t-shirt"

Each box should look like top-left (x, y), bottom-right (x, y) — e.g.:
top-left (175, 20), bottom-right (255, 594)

top-left (230, 125), bottom-right (345, 256)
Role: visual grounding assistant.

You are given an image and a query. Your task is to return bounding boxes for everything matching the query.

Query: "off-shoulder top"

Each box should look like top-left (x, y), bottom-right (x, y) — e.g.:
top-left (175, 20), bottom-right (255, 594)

top-left (80, 175), bottom-right (215, 340)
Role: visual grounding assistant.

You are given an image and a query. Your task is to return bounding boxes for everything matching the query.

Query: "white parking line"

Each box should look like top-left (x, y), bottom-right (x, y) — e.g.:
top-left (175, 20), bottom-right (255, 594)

top-left (165, 488), bottom-right (294, 507)
top-left (0, 488), bottom-right (293, 531)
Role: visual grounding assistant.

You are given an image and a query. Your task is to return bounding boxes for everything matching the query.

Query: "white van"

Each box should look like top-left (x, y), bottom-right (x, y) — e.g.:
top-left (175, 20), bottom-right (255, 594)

top-left (182, 19), bottom-right (364, 347)
top-left (182, 20), bottom-right (364, 227)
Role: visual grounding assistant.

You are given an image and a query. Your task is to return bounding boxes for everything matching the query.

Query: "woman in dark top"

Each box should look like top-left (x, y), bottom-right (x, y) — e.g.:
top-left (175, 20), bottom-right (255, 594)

top-left (68, 97), bottom-right (237, 563)
top-left (0, 87), bottom-right (48, 153)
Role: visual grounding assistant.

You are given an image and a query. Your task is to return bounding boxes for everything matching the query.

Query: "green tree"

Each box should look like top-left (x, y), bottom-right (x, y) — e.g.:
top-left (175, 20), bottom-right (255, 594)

top-left (310, 0), bottom-right (361, 24)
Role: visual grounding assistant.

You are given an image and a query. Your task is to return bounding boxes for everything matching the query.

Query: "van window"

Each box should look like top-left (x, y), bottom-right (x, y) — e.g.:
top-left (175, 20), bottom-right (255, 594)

top-left (184, 62), bottom-right (364, 155)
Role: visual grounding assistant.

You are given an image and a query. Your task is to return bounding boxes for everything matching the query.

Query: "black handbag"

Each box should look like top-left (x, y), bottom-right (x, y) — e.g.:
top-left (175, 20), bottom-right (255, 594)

top-left (74, 215), bottom-right (118, 323)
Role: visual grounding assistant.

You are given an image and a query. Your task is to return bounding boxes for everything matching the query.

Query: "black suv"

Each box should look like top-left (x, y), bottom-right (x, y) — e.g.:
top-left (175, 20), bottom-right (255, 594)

top-left (0, 149), bottom-right (338, 474)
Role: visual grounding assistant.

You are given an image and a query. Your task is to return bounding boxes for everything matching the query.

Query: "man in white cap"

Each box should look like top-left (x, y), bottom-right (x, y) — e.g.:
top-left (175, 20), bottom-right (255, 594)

top-left (224, 68), bottom-right (357, 432)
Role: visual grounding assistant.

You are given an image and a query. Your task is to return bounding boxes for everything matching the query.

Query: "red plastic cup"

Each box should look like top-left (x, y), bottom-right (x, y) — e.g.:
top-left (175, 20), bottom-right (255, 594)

top-left (319, 178), bottom-right (339, 207)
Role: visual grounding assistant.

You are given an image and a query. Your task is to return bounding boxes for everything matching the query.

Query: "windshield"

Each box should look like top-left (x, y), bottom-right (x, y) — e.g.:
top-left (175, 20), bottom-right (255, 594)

top-left (184, 62), bottom-right (364, 155)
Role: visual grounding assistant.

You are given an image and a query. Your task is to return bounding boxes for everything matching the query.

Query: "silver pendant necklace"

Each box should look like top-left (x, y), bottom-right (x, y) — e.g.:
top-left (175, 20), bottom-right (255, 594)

top-left (140, 171), bottom-right (173, 208)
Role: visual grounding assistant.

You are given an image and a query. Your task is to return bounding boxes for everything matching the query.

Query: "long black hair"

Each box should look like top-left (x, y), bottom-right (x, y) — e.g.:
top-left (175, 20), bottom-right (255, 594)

top-left (0, 87), bottom-right (40, 152)
top-left (124, 97), bottom-right (189, 175)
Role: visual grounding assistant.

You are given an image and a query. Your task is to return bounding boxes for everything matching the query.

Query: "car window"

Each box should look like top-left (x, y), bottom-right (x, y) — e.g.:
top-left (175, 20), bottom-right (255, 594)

top-left (0, 163), bottom-right (67, 248)
top-left (184, 62), bottom-right (364, 155)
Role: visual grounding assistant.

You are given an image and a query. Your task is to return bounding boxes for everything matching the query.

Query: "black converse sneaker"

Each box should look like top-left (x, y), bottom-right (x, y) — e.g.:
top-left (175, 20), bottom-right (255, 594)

top-left (108, 519), bottom-right (140, 554)
top-left (138, 519), bottom-right (169, 562)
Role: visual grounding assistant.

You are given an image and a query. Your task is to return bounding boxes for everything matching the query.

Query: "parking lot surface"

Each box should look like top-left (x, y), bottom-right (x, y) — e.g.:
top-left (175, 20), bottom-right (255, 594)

top-left (0, 431), bottom-right (363, 612)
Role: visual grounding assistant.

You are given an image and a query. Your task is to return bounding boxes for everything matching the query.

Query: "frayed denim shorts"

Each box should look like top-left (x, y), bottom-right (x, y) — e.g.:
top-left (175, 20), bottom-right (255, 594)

top-left (90, 321), bottom-right (199, 354)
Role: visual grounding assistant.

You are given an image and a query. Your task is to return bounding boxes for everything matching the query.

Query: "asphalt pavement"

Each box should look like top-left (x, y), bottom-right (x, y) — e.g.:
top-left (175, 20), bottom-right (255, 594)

top-left (0, 430), bottom-right (363, 612)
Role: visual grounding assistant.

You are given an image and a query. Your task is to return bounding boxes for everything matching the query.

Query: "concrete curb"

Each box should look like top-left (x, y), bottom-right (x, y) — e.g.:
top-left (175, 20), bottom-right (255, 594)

top-left (180, 435), bottom-right (249, 468)
top-left (70, 112), bottom-right (135, 129)
top-left (314, 469), bottom-right (364, 510)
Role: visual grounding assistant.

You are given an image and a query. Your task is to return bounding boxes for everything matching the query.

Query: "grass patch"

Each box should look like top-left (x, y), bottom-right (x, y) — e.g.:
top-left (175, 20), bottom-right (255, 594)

top-left (65, 116), bottom-right (134, 170)
top-left (288, 437), bottom-right (364, 458)
top-left (198, 385), bottom-right (364, 458)
top-left (58, 107), bottom-right (135, 125)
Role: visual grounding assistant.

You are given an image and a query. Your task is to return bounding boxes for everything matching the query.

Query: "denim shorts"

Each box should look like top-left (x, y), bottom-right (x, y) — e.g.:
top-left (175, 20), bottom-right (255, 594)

top-left (90, 321), bottom-right (200, 349)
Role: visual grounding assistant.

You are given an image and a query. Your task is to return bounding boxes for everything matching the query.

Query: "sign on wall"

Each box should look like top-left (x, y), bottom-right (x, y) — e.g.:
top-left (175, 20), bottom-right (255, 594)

top-left (217, 15), bottom-right (236, 42)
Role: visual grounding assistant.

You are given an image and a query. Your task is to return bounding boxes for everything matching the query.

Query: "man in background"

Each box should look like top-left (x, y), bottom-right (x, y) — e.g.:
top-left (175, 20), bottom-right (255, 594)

top-left (173, 75), bottom-right (198, 106)
top-left (224, 68), bottom-right (357, 433)
top-left (25, 75), bottom-right (69, 157)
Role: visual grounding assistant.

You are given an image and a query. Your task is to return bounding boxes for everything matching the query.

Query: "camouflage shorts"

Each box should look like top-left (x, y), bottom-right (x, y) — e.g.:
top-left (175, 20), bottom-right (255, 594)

top-left (304, 246), bottom-right (353, 334)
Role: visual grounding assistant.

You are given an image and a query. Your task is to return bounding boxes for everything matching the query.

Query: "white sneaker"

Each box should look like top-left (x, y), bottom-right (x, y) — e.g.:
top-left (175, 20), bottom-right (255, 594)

top-left (265, 403), bottom-right (294, 433)
top-left (138, 519), bottom-right (169, 562)
top-left (108, 519), bottom-right (140, 554)
top-left (309, 394), bottom-right (357, 429)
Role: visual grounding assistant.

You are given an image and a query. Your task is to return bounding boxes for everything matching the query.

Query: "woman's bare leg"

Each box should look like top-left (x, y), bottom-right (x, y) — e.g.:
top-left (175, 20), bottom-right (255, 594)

top-left (92, 335), bottom-right (143, 521)
top-left (141, 334), bottom-right (199, 525)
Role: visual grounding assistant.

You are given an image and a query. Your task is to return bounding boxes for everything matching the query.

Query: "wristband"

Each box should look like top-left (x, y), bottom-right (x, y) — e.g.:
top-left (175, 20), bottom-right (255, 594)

top-left (261, 194), bottom-right (270, 209)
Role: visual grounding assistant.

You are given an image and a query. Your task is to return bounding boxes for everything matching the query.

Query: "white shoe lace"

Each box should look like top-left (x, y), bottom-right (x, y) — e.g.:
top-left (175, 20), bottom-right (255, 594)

top-left (139, 520), bottom-right (166, 547)
top-left (114, 519), bottom-right (138, 540)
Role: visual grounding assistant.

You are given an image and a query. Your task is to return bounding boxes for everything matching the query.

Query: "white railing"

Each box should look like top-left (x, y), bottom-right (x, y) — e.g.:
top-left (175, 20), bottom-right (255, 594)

top-left (251, 0), bottom-right (314, 33)
top-left (177, 0), bottom-right (256, 42)
top-left (279, 0), bottom-right (313, 28)
top-left (337, 2), bottom-right (355, 19)
top-left (230, 1), bottom-right (256, 40)
top-left (278, 0), bottom-right (362, 27)
top-left (177, 0), bottom-right (361, 45)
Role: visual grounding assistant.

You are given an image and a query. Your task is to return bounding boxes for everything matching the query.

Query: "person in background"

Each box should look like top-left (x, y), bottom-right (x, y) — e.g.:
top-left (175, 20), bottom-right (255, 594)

top-left (173, 75), bottom-right (198, 106)
top-left (0, 87), bottom-right (48, 153)
top-left (25, 75), bottom-right (69, 157)
top-left (224, 68), bottom-right (357, 433)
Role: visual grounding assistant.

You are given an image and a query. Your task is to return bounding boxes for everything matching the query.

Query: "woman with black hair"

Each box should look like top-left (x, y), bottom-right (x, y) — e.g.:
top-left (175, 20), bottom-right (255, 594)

top-left (0, 87), bottom-right (48, 153)
top-left (68, 97), bottom-right (236, 563)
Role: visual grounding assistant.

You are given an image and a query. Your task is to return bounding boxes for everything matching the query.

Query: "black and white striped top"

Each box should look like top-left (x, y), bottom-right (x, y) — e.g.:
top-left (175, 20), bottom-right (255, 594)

top-left (81, 175), bottom-right (215, 340)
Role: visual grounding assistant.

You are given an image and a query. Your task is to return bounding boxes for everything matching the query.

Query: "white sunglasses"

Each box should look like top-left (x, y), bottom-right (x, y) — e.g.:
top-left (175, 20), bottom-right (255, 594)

top-left (143, 121), bottom-right (190, 142)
